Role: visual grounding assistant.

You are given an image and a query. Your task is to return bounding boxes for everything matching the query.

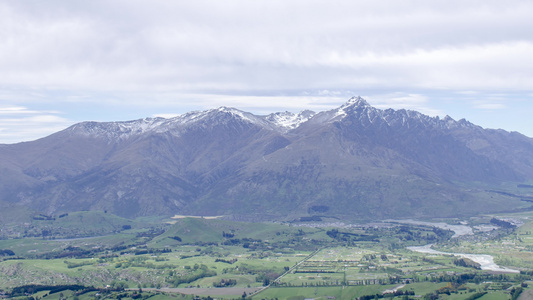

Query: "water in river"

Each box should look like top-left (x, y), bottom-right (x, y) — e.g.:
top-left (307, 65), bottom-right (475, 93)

top-left (389, 219), bottom-right (473, 238)
top-left (407, 244), bottom-right (519, 273)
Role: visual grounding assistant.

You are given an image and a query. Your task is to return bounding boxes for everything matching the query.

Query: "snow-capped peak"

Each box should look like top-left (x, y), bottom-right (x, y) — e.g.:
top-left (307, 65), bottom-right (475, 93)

top-left (314, 96), bottom-right (477, 132)
top-left (163, 106), bottom-right (263, 127)
top-left (264, 110), bottom-right (316, 131)
top-left (331, 96), bottom-right (372, 119)
top-left (66, 96), bottom-right (480, 142)
top-left (214, 106), bottom-right (257, 124)
top-left (342, 96), bottom-right (370, 109)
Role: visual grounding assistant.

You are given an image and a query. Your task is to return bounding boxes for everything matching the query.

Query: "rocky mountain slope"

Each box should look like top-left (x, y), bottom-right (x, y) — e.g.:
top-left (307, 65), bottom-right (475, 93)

top-left (2, 97), bottom-right (533, 221)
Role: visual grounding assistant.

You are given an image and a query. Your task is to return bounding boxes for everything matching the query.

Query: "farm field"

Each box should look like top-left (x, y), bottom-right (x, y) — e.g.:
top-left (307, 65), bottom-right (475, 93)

top-left (1, 212), bottom-right (533, 299)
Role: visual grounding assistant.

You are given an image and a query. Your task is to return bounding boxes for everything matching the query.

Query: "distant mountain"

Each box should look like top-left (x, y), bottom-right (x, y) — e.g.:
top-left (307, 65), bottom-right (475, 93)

top-left (2, 97), bottom-right (533, 221)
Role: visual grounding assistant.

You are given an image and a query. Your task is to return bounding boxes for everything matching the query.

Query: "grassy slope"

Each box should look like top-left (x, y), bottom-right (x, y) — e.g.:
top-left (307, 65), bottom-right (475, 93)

top-left (33, 211), bottom-right (135, 232)
top-left (150, 217), bottom-right (328, 246)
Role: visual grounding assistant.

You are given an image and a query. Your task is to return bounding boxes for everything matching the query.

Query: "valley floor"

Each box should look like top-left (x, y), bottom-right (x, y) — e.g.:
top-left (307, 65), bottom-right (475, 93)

top-left (2, 212), bottom-right (533, 299)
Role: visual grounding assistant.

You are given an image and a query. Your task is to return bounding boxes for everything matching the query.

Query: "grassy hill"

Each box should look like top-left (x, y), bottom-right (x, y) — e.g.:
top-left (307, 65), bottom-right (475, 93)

top-left (0, 210), bottom-right (164, 240)
top-left (150, 217), bottom-right (329, 247)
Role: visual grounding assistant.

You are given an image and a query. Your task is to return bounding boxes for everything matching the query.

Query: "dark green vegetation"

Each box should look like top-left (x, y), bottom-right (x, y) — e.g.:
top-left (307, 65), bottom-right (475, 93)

top-left (0, 211), bottom-right (139, 240)
top-left (0, 214), bottom-right (452, 261)
top-left (2, 212), bottom-right (533, 299)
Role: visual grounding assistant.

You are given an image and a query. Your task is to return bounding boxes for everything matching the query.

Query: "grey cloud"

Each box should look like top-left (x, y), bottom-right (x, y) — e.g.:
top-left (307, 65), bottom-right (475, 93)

top-left (2, 0), bottom-right (532, 93)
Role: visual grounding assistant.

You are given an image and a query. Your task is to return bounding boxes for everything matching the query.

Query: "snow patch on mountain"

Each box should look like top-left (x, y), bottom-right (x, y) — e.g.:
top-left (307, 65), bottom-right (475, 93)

top-left (330, 96), bottom-right (370, 120)
top-left (264, 110), bottom-right (316, 131)
top-left (68, 96), bottom-right (480, 141)
top-left (342, 96), bottom-right (370, 109)
top-left (69, 118), bottom-right (167, 140)
top-left (69, 106), bottom-right (279, 140)
top-left (321, 96), bottom-right (479, 133)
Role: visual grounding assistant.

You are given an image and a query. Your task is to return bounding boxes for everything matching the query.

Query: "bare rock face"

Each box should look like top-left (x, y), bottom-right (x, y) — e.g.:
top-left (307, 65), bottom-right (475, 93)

top-left (1, 97), bottom-right (533, 220)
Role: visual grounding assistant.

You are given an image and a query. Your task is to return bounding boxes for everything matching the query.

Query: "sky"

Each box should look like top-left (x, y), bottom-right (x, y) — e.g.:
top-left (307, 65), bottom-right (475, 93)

top-left (1, 0), bottom-right (533, 144)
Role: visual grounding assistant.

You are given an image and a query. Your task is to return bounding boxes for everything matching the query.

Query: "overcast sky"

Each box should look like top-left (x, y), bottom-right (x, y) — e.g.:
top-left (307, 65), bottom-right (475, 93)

top-left (1, 0), bottom-right (533, 143)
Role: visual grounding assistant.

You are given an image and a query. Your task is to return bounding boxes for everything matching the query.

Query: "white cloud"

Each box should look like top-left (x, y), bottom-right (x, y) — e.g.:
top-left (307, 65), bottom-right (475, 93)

top-left (152, 113), bottom-right (180, 119)
top-left (1, 0), bottom-right (533, 142)
top-left (0, 106), bottom-right (31, 114)
top-left (0, 106), bottom-right (60, 115)
top-left (370, 93), bottom-right (443, 116)
top-left (0, 106), bottom-right (72, 143)
top-left (1, 0), bottom-right (532, 93)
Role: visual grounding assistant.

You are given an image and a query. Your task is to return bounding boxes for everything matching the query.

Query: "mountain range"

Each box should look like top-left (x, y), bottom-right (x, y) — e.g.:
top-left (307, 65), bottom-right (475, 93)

top-left (2, 97), bottom-right (533, 221)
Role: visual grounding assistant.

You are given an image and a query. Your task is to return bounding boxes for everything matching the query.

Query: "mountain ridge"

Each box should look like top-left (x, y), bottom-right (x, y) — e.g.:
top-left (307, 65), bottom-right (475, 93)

top-left (52, 96), bottom-right (483, 143)
top-left (1, 97), bottom-right (533, 221)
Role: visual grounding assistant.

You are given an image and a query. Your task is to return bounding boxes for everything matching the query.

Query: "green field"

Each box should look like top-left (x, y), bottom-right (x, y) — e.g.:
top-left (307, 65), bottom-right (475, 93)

top-left (2, 212), bottom-right (533, 299)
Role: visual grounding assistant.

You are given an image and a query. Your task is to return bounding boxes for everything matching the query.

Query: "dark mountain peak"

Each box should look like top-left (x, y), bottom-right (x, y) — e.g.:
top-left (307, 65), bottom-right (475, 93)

top-left (300, 110), bottom-right (316, 118)
top-left (338, 96), bottom-right (376, 117)
top-left (341, 96), bottom-right (371, 109)
top-left (457, 118), bottom-right (474, 127)
top-left (317, 96), bottom-right (379, 124)
top-left (302, 96), bottom-right (385, 127)
top-left (316, 98), bottom-right (484, 135)
top-left (435, 115), bottom-right (479, 131)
